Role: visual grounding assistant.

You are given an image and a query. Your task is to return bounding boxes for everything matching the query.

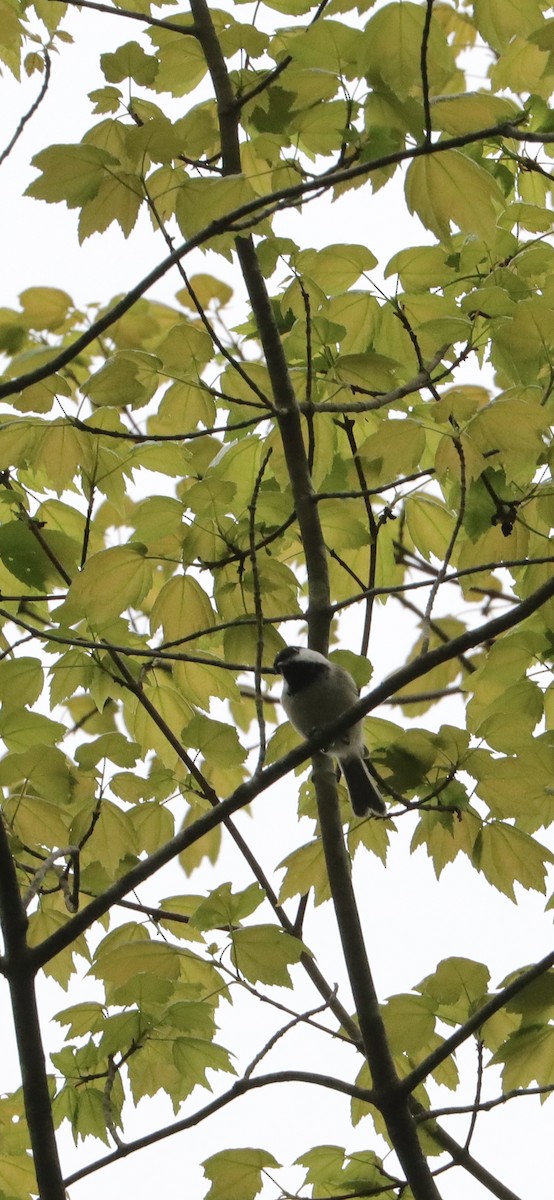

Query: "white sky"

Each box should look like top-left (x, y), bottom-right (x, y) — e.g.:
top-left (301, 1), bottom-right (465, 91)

top-left (1, 3), bottom-right (553, 1198)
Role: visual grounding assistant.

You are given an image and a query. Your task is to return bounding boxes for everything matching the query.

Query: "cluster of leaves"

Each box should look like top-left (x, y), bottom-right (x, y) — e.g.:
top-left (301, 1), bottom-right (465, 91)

top-left (0, 0), bottom-right (554, 1197)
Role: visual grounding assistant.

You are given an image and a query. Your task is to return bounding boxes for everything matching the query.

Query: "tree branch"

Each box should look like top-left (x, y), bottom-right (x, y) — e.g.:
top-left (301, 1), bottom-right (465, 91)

top-left (190, 11), bottom-right (440, 1192)
top-left (314, 757), bottom-right (442, 1200)
top-left (410, 1099), bottom-right (524, 1200)
top-left (59, 0), bottom-right (197, 36)
top-left (0, 820), bottom-right (65, 1198)
top-left (0, 119), bottom-right (531, 403)
top-left (423, 1083), bottom-right (554, 1120)
top-left (420, 0), bottom-right (434, 143)
top-left (28, 569), bottom-right (554, 970)
top-left (0, 49), bottom-right (51, 167)
top-left (402, 946), bottom-right (554, 1097)
top-left (64, 1069), bottom-right (377, 1186)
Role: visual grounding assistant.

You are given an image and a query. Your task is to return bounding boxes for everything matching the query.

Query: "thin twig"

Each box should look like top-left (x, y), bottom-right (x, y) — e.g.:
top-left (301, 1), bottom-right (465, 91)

top-left (423, 1083), bottom-right (554, 1120)
top-left (143, 181), bottom-right (273, 409)
top-left (60, 0), bottom-right (197, 35)
top-left (394, 590), bottom-right (476, 676)
top-left (244, 996), bottom-right (334, 1077)
top-left (234, 0), bottom-right (331, 110)
top-left (420, 436), bottom-right (467, 655)
top-left (421, 0), bottom-right (434, 143)
top-left (72, 413), bottom-right (269, 440)
top-left (249, 447), bottom-right (273, 772)
top-left (0, 50), bottom-right (51, 167)
top-left (339, 418), bottom-right (379, 655)
top-left (103, 1057), bottom-right (124, 1148)
top-left (21, 847), bottom-right (79, 910)
top-left (464, 1038), bottom-right (484, 1151)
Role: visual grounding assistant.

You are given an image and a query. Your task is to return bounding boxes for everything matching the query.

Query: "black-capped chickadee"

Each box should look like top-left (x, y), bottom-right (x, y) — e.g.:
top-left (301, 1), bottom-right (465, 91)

top-left (274, 646), bottom-right (386, 817)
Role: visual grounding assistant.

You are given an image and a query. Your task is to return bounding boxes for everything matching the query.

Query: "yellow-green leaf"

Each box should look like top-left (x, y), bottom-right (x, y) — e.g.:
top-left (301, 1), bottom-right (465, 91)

top-left (101, 40), bottom-right (158, 84)
top-left (0, 656), bottom-right (43, 709)
top-left (149, 24), bottom-right (208, 97)
top-left (202, 1148), bottom-right (280, 1200)
top-left (474, 0), bottom-right (545, 51)
top-left (176, 175), bottom-right (257, 240)
top-left (156, 322), bottom-right (214, 374)
top-left (473, 822), bottom-right (554, 901)
top-left (79, 172), bottom-right (143, 241)
top-left (405, 494), bottom-right (455, 560)
top-left (0, 708), bottom-right (66, 751)
top-left (31, 420), bottom-right (89, 492)
top-left (0, 521), bottom-right (60, 588)
top-left (230, 925), bottom-right (304, 986)
top-left (358, 418), bottom-right (426, 480)
top-left (58, 543), bottom-right (152, 628)
top-left (405, 150), bottom-right (504, 243)
top-left (124, 681), bottom-right (193, 766)
top-left (19, 286), bottom-right (73, 331)
top-left (0, 1153), bottom-right (37, 1198)
top-left (362, 2), bottom-right (455, 98)
top-left (491, 1025), bottom-right (554, 1092)
top-left (26, 143), bottom-right (114, 207)
top-left (278, 839), bottom-right (330, 906)
top-left (91, 939), bottom-right (180, 987)
top-left (150, 574), bottom-right (216, 641)
top-left (173, 1036), bottom-right (235, 1090)
top-left (83, 351), bottom-right (160, 408)
top-left (184, 714), bottom-right (247, 766)
top-left (293, 244), bottom-right (377, 293)
top-left (416, 957), bottom-right (490, 1024)
top-left (431, 92), bottom-right (520, 135)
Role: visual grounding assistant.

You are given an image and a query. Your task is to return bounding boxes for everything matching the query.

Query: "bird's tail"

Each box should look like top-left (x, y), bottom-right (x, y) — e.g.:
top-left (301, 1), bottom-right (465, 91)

top-left (341, 756), bottom-right (386, 816)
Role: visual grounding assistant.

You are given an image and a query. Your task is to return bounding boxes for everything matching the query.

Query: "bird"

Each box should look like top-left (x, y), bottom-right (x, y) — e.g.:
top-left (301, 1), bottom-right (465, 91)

top-left (273, 645), bottom-right (386, 817)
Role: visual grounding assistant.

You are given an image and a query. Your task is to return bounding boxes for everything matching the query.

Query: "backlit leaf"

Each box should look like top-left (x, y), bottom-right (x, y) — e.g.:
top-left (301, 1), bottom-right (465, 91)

top-left (473, 822), bottom-right (554, 900)
top-left (278, 839), bottom-right (330, 905)
top-left (231, 926), bottom-right (305, 986)
top-left (405, 151), bottom-right (504, 242)
top-left (0, 657), bottom-right (43, 709)
top-left (0, 522), bottom-right (60, 588)
top-left (431, 92), bottom-right (520, 135)
top-left (101, 40), bottom-right (158, 84)
top-left (202, 1148), bottom-right (280, 1200)
top-left (474, 0), bottom-right (545, 51)
top-left (26, 144), bottom-right (115, 207)
top-left (173, 1035), bottom-right (235, 1090)
top-left (362, 2), bottom-right (455, 97)
top-left (150, 573), bottom-right (216, 641)
top-left (58, 544), bottom-right (152, 627)
top-left (491, 1025), bottom-right (554, 1091)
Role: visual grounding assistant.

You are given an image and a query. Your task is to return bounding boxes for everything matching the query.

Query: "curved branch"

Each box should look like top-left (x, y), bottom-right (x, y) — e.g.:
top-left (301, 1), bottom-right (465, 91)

top-left (0, 50), bottom-right (51, 167)
top-left (59, 0), bottom-right (197, 36)
top-left (422, 1083), bottom-right (554, 1120)
top-left (29, 568), bottom-right (554, 969)
top-left (0, 119), bottom-right (528, 403)
top-left (63, 1069), bottom-right (377, 1186)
